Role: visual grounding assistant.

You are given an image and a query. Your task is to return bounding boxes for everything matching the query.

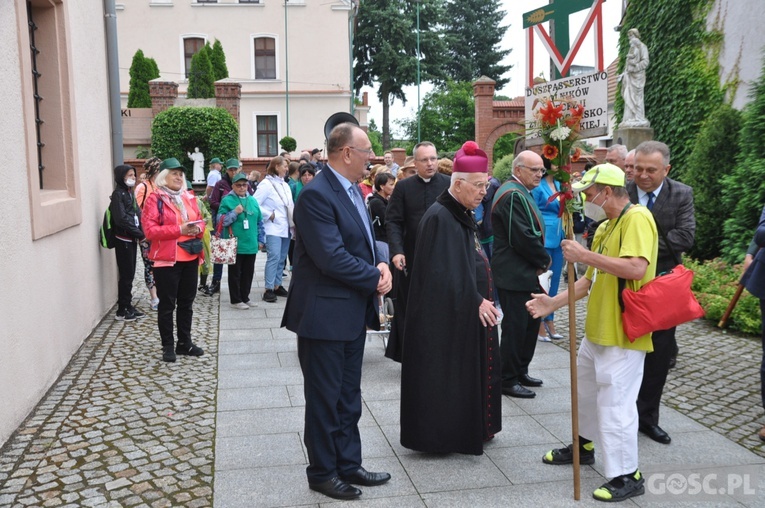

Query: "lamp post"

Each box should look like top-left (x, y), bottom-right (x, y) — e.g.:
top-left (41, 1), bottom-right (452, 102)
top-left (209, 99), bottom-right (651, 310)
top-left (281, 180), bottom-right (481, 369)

top-left (415, 0), bottom-right (421, 143)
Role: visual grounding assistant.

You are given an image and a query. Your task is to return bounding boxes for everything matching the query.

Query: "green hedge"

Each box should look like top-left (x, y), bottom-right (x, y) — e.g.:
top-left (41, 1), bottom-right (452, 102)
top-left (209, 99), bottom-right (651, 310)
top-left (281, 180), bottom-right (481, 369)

top-left (684, 104), bottom-right (742, 260)
top-left (151, 107), bottom-right (239, 180)
top-left (721, 54), bottom-right (765, 263)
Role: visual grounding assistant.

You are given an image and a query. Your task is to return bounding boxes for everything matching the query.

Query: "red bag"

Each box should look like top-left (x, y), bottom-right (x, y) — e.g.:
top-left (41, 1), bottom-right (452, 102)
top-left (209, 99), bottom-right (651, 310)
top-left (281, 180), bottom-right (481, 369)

top-left (620, 265), bottom-right (705, 341)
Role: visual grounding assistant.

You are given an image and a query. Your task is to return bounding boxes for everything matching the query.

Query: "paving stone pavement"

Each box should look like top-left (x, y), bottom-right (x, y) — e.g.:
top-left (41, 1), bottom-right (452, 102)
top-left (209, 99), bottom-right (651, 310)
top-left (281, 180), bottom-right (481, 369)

top-left (1, 262), bottom-right (765, 507)
top-left (0, 257), bottom-right (218, 508)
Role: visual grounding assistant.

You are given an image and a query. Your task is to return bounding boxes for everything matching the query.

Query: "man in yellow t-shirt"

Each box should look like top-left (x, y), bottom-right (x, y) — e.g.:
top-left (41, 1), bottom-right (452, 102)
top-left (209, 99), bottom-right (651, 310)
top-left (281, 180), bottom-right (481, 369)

top-left (526, 163), bottom-right (658, 503)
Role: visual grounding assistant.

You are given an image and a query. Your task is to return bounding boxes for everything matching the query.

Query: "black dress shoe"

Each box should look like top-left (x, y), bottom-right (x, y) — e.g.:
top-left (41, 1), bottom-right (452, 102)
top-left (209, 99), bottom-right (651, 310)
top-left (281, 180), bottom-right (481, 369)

top-left (340, 467), bottom-right (391, 486)
top-left (309, 477), bottom-right (361, 500)
top-left (639, 424), bottom-right (671, 444)
top-left (519, 374), bottom-right (543, 387)
top-left (502, 383), bottom-right (536, 398)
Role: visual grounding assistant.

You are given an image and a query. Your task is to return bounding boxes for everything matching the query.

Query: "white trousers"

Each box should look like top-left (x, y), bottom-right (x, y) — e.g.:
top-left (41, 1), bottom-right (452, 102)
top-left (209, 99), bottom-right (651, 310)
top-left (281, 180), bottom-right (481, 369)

top-left (577, 337), bottom-right (646, 478)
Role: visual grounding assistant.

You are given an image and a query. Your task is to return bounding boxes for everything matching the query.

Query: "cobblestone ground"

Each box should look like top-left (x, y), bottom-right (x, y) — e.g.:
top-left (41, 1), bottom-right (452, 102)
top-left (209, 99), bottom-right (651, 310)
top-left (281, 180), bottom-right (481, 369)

top-left (554, 279), bottom-right (765, 459)
top-left (0, 260), bottom-right (218, 508)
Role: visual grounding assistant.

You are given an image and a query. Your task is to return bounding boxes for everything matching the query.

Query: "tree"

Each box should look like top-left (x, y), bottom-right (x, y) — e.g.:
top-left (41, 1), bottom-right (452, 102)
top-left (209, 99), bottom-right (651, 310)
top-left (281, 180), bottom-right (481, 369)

top-left (367, 119), bottom-right (384, 157)
top-left (721, 55), bottom-right (765, 263)
top-left (443, 0), bottom-right (511, 88)
top-left (187, 45), bottom-right (214, 99)
top-left (354, 0), bottom-right (447, 149)
top-left (210, 39), bottom-right (229, 81)
top-left (127, 49), bottom-right (159, 108)
top-left (684, 104), bottom-right (741, 260)
top-left (493, 132), bottom-right (520, 163)
top-left (147, 57), bottom-right (160, 80)
top-left (400, 81), bottom-right (474, 153)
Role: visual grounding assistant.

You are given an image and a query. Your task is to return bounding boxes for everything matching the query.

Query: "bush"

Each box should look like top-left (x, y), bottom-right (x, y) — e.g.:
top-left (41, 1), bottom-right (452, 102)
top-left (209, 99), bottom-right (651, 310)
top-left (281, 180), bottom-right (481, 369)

top-left (187, 45), bottom-right (215, 99)
top-left (127, 49), bottom-right (159, 108)
top-left (685, 257), bottom-right (761, 335)
top-left (721, 54), bottom-right (765, 263)
top-left (492, 153), bottom-right (514, 182)
top-left (279, 136), bottom-right (296, 153)
top-left (684, 104), bottom-right (742, 260)
top-left (151, 107), bottom-right (239, 181)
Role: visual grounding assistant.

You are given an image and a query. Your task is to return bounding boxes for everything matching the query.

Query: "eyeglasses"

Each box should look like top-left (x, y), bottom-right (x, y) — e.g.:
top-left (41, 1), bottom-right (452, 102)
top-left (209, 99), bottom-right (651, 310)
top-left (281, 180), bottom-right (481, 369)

top-left (517, 164), bottom-right (546, 174)
top-left (416, 156), bottom-right (438, 163)
top-left (458, 178), bottom-right (490, 191)
top-left (347, 146), bottom-right (374, 156)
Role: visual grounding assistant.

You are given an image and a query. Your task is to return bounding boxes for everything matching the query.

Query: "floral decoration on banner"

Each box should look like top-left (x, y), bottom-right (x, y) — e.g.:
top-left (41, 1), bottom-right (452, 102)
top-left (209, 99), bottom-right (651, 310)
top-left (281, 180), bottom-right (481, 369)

top-left (530, 96), bottom-right (586, 220)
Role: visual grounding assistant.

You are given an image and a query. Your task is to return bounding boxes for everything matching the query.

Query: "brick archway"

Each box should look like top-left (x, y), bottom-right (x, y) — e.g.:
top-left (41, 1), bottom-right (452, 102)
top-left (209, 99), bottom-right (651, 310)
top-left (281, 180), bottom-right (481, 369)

top-left (473, 76), bottom-right (525, 173)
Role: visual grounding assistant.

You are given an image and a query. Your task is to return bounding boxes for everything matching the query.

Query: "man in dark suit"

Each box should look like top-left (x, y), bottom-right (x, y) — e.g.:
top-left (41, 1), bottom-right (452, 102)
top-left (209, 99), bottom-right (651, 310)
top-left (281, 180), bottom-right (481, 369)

top-left (281, 122), bottom-right (393, 500)
top-left (491, 150), bottom-right (551, 398)
top-left (628, 140), bottom-right (695, 444)
top-left (384, 141), bottom-right (450, 362)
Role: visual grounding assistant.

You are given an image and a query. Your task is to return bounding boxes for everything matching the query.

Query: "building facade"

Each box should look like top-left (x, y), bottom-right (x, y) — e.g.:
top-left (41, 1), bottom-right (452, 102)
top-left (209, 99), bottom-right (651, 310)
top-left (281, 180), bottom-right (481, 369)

top-left (115, 0), bottom-right (356, 158)
top-left (1, 0), bottom-right (117, 446)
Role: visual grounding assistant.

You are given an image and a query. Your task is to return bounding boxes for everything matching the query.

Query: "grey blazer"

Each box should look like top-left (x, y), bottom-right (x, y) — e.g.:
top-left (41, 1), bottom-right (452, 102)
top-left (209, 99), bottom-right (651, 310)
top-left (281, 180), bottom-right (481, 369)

top-left (627, 177), bottom-right (696, 273)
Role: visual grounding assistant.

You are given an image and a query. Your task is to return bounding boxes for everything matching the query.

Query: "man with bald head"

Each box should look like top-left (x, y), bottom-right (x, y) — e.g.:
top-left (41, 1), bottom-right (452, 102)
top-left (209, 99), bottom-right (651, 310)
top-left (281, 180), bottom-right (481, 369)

top-left (491, 151), bottom-right (551, 398)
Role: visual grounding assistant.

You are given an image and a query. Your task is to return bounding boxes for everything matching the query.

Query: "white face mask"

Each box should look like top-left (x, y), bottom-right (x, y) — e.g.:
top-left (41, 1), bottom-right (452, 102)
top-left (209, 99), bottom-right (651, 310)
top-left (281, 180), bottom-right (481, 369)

top-left (583, 190), bottom-right (607, 222)
top-left (125, 178), bottom-right (136, 187)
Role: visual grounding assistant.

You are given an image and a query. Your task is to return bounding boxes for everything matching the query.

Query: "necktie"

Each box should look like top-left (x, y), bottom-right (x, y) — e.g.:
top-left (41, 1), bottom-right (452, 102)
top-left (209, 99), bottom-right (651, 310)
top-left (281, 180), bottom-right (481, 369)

top-left (350, 185), bottom-right (374, 258)
top-left (646, 192), bottom-right (655, 210)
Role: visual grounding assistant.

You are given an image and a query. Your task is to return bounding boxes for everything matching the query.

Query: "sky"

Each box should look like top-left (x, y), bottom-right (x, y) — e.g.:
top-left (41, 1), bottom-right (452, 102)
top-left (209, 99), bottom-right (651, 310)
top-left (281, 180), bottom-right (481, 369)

top-left (360, 0), bottom-right (624, 137)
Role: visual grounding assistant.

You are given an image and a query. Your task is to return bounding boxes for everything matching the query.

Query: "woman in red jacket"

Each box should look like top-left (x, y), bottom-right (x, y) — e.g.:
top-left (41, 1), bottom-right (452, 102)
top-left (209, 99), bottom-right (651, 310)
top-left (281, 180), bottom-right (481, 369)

top-left (143, 158), bottom-right (206, 363)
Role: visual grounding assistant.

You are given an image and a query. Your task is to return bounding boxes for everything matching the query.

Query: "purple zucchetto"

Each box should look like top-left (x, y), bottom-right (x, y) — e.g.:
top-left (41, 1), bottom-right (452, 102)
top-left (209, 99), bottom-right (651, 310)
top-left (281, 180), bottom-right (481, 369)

top-left (453, 141), bottom-right (488, 174)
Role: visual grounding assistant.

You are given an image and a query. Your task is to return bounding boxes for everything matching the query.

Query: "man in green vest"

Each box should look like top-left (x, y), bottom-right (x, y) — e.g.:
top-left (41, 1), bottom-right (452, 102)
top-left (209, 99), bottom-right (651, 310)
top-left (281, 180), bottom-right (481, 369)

top-left (491, 151), bottom-right (551, 398)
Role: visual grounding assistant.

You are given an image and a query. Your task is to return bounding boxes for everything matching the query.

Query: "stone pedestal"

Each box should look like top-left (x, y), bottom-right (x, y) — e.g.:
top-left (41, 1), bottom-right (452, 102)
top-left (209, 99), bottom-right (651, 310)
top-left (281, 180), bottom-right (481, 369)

top-left (615, 126), bottom-right (654, 150)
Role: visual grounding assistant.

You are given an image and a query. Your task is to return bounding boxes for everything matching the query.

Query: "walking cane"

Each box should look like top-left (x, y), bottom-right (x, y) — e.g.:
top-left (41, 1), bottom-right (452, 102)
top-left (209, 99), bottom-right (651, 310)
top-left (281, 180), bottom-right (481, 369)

top-left (719, 250), bottom-right (757, 328)
top-left (565, 220), bottom-right (580, 500)
top-left (717, 284), bottom-right (745, 329)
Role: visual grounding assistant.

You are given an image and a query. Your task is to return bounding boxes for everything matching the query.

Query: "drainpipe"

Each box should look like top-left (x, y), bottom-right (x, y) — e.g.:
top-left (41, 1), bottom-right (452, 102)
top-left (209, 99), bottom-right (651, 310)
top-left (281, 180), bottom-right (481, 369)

top-left (284, 0), bottom-right (290, 136)
top-left (104, 0), bottom-right (124, 166)
top-left (349, 0), bottom-right (358, 113)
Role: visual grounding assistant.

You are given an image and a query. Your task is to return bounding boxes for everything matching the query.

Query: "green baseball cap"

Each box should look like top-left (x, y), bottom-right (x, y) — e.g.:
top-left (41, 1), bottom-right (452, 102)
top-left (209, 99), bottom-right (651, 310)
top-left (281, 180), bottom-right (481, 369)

top-left (571, 163), bottom-right (626, 192)
top-left (232, 173), bottom-right (248, 184)
top-left (159, 157), bottom-right (185, 171)
top-left (225, 158), bottom-right (240, 170)
top-left (209, 157), bottom-right (223, 165)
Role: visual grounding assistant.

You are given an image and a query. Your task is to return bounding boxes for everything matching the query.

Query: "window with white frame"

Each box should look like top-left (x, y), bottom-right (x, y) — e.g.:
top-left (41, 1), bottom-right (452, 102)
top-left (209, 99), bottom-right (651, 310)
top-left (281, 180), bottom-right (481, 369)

top-left (256, 115), bottom-right (278, 157)
top-left (253, 37), bottom-right (276, 79)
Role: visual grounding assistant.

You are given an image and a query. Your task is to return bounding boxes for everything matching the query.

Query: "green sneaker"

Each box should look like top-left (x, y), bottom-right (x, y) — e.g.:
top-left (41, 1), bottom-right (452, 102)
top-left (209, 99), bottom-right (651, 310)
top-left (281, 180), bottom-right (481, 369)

top-left (542, 442), bottom-right (595, 465)
top-left (593, 470), bottom-right (645, 502)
